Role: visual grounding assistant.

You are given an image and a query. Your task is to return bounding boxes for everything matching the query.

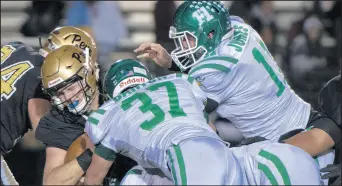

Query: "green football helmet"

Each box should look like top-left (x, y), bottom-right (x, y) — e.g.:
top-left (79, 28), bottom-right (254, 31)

top-left (103, 59), bottom-right (153, 98)
top-left (169, 1), bottom-right (234, 71)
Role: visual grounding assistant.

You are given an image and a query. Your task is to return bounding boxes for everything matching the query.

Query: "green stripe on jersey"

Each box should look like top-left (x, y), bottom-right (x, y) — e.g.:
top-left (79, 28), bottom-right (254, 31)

top-left (187, 76), bottom-right (195, 84)
top-left (173, 145), bottom-right (187, 185)
top-left (88, 109), bottom-right (106, 125)
top-left (126, 169), bottom-right (143, 176)
top-left (88, 117), bottom-right (99, 125)
top-left (189, 64), bottom-right (231, 76)
top-left (176, 73), bottom-right (183, 78)
top-left (258, 162), bottom-right (279, 185)
top-left (258, 150), bottom-right (291, 185)
top-left (96, 109), bottom-right (106, 115)
top-left (167, 150), bottom-right (178, 185)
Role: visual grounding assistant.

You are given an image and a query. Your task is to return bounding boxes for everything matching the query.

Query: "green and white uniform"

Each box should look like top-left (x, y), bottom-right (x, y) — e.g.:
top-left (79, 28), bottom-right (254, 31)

top-left (231, 140), bottom-right (321, 185)
top-left (86, 73), bottom-right (243, 185)
top-left (121, 140), bottom-right (322, 185)
top-left (188, 21), bottom-right (311, 141)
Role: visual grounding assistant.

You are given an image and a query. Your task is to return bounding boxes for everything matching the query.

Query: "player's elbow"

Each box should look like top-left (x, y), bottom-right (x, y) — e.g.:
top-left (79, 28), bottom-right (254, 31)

top-left (284, 128), bottom-right (336, 157)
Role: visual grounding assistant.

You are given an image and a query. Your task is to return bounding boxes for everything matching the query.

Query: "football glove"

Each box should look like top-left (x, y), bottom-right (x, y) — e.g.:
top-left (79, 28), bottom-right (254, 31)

top-left (320, 164), bottom-right (341, 185)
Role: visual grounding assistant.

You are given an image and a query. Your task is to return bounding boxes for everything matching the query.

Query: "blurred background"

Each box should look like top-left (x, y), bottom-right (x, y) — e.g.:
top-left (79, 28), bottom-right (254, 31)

top-left (1, 1), bottom-right (340, 185)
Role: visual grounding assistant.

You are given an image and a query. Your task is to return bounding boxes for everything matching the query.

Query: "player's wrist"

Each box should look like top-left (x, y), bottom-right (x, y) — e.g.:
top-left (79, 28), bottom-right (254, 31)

top-left (167, 56), bottom-right (172, 68)
top-left (76, 148), bottom-right (93, 172)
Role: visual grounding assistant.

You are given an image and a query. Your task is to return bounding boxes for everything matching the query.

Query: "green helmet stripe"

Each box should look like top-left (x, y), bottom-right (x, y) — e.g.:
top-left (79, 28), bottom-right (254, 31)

top-left (189, 63), bottom-right (231, 76)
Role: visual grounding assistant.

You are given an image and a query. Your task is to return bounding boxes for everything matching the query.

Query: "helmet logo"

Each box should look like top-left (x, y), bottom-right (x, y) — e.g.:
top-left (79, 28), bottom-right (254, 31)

top-left (193, 7), bottom-right (214, 25)
top-left (119, 77), bottom-right (147, 88)
top-left (64, 34), bottom-right (93, 57)
top-left (72, 52), bottom-right (84, 64)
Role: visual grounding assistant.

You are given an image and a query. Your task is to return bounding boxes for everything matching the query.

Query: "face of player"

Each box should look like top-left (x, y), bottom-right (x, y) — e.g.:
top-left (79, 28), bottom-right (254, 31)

top-left (181, 32), bottom-right (196, 50)
top-left (56, 80), bottom-right (87, 112)
top-left (180, 31), bottom-right (214, 50)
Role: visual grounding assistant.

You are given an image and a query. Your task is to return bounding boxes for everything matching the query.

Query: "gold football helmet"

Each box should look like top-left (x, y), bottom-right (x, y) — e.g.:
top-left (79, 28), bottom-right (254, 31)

top-left (41, 45), bottom-right (97, 114)
top-left (39, 26), bottom-right (98, 62)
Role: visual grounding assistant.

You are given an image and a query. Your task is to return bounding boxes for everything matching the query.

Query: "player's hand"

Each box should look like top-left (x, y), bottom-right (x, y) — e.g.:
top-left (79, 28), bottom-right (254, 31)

top-left (320, 164), bottom-right (341, 185)
top-left (82, 133), bottom-right (95, 152)
top-left (134, 42), bottom-right (172, 68)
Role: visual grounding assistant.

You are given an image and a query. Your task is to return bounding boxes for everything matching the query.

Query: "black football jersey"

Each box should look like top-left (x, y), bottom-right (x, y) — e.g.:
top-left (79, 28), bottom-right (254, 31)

top-left (0, 41), bottom-right (48, 155)
top-left (35, 107), bottom-right (86, 150)
top-left (35, 91), bottom-right (137, 184)
top-left (319, 74), bottom-right (341, 125)
top-left (318, 74), bottom-right (341, 168)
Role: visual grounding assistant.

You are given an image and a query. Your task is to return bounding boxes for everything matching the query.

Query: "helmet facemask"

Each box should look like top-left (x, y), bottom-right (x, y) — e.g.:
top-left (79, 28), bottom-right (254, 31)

top-left (169, 26), bottom-right (208, 72)
top-left (45, 70), bottom-right (96, 115)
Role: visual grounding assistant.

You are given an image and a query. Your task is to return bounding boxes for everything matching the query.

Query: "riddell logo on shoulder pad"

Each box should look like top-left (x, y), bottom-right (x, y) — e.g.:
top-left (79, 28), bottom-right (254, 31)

top-left (119, 77), bottom-right (146, 88)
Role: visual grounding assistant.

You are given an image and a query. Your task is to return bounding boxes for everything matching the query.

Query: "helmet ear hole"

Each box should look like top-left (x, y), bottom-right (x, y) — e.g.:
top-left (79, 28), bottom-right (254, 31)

top-left (208, 31), bottom-right (215, 39)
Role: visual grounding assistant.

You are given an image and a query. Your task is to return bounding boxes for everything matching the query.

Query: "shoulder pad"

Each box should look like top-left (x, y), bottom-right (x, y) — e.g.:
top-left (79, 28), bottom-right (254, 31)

top-left (4, 41), bottom-right (35, 51)
top-left (218, 22), bottom-right (251, 60)
top-left (189, 55), bottom-right (238, 76)
top-left (230, 16), bottom-right (245, 24)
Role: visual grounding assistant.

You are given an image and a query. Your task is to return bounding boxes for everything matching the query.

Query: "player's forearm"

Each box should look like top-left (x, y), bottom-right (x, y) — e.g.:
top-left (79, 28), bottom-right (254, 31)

top-left (284, 128), bottom-right (335, 157)
top-left (43, 159), bottom-right (84, 185)
top-left (44, 149), bottom-right (93, 185)
top-left (84, 147), bottom-right (115, 185)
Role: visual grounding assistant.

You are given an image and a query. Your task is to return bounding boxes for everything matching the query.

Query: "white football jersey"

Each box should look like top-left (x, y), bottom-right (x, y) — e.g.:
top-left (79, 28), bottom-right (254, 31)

top-left (188, 20), bottom-right (311, 141)
top-left (85, 73), bottom-right (221, 176)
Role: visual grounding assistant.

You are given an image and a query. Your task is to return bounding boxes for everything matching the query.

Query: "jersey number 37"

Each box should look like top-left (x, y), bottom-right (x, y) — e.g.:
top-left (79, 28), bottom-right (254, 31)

top-left (121, 81), bottom-right (187, 131)
top-left (1, 45), bottom-right (34, 101)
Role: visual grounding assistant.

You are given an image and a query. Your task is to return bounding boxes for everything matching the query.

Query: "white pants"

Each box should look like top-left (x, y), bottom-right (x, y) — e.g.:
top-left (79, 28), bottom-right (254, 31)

top-left (120, 166), bottom-right (173, 185)
top-left (165, 137), bottom-right (243, 185)
top-left (231, 140), bottom-right (321, 185)
top-left (1, 155), bottom-right (18, 185)
top-left (315, 149), bottom-right (335, 185)
top-left (121, 137), bottom-right (243, 185)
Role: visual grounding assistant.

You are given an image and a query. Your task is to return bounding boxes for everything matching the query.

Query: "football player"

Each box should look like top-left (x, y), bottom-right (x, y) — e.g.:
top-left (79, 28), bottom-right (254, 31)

top-left (37, 45), bottom-right (136, 185)
top-left (84, 59), bottom-right (321, 185)
top-left (83, 59), bottom-right (244, 185)
top-left (318, 74), bottom-right (341, 185)
top-left (1, 26), bottom-right (102, 185)
top-left (0, 41), bottom-right (52, 185)
top-left (133, 0), bottom-right (339, 175)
